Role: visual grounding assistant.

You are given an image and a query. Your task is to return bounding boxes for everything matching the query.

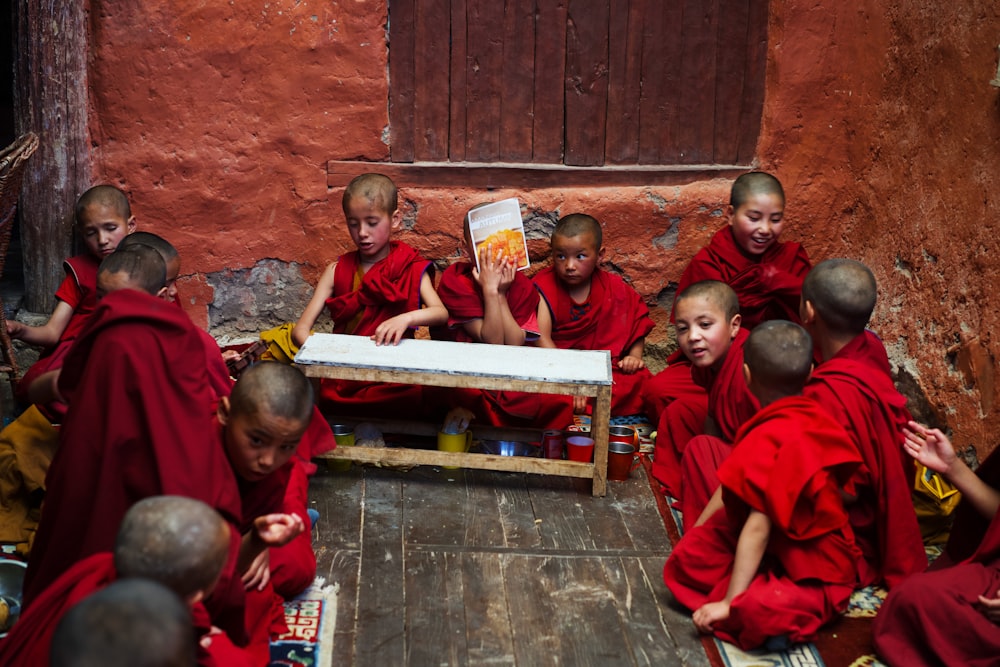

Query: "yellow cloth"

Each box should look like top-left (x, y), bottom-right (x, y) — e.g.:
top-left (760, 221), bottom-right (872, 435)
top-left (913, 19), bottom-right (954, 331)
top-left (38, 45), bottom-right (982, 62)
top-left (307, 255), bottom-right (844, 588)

top-left (259, 323), bottom-right (302, 365)
top-left (912, 461), bottom-right (962, 545)
top-left (0, 405), bottom-right (59, 553)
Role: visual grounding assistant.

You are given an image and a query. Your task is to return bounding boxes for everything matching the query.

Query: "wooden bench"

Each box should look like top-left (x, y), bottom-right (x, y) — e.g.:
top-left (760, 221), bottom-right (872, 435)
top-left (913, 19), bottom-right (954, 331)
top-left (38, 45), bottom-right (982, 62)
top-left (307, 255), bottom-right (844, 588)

top-left (294, 333), bottom-right (614, 496)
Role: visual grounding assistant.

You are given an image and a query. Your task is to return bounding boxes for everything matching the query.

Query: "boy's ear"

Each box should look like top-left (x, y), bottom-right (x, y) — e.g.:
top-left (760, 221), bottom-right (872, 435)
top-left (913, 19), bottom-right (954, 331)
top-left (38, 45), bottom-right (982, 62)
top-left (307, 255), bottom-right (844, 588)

top-left (597, 245), bottom-right (607, 263)
top-left (216, 396), bottom-right (231, 426)
top-left (729, 313), bottom-right (742, 338)
top-left (126, 216), bottom-right (137, 234)
top-left (742, 362), bottom-right (752, 386)
top-left (155, 286), bottom-right (169, 301)
top-left (726, 205), bottom-right (736, 225)
top-left (800, 299), bottom-right (816, 325)
top-left (390, 208), bottom-right (403, 231)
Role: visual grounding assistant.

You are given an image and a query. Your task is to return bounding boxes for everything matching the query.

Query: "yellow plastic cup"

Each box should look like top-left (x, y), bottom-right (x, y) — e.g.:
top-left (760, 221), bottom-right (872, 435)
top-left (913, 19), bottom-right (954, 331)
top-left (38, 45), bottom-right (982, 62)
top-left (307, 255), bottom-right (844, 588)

top-left (437, 430), bottom-right (472, 469)
top-left (329, 424), bottom-right (354, 472)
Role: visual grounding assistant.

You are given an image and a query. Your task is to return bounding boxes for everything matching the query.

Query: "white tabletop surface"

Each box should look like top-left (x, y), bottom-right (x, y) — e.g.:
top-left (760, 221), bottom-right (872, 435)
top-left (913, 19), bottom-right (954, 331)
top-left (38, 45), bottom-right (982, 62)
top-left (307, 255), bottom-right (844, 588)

top-left (295, 333), bottom-right (612, 386)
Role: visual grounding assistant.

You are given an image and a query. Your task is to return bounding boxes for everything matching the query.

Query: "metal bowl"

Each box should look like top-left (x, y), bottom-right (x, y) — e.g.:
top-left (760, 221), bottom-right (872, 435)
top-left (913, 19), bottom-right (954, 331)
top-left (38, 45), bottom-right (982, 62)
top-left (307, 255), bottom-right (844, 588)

top-left (0, 559), bottom-right (26, 636)
top-left (477, 440), bottom-right (542, 457)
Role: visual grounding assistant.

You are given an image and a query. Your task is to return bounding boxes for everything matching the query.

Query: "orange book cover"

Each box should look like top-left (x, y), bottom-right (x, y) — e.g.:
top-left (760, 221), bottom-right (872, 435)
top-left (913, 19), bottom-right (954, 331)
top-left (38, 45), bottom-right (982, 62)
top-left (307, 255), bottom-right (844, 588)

top-left (467, 198), bottom-right (530, 272)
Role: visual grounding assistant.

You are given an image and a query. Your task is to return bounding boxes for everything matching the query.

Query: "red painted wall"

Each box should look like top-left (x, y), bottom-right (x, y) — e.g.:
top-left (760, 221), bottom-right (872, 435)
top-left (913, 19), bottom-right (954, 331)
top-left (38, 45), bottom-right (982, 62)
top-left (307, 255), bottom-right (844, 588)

top-left (87, 1), bottom-right (1000, 456)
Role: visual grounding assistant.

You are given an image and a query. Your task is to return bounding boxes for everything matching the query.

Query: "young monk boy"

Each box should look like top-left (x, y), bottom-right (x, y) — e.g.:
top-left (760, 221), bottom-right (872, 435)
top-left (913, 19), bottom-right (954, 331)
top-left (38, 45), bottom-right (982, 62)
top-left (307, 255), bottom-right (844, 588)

top-left (664, 320), bottom-right (863, 650)
top-left (8, 185), bottom-right (136, 418)
top-left (292, 172), bottom-right (448, 416)
top-left (50, 579), bottom-right (195, 667)
top-left (0, 244), bottom-right (172, 555)
top-left (433, 204), bottom-right (567, 427)
top-left (800, 259), bottom-right (925, 589)
top-left (0, 495), bottom-right (251, 666)
top-left (650, 281), bottom-right (757, 523)
top-left (22, 248), bottom-right (245, 639)
top-left (643, 172), bottom-right (811, 423)
top-left (873, 422), bottom-right (1000, 665)
top-left (534, 213), bottom-right (654, 418)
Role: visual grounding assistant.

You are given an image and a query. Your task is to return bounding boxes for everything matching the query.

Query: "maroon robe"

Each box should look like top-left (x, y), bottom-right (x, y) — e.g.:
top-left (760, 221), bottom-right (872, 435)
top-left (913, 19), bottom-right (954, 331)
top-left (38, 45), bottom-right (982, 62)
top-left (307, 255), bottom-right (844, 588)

top-left (0, 553), bottom-right (253, 667)
top-left (664, 396), bottom-right (862, 649)
top-left (23, 290), bottom-right (244, 640)
top-left (534, 266), bottom-right (655, 417)
top-left (432, 261), bottom-right (570, 426)
top-left (16, 253), bottom-right (102, 420)
top-left (652, 328), bottom-right (757, 498)
top-left (318, 241), bottom-right (434, 417)
top-left (804, 333), bottom-right (926, 589)
top-left (643, 227), bottom-right (810, 423)
top-left (872, 447), bottom-right (1000, 666)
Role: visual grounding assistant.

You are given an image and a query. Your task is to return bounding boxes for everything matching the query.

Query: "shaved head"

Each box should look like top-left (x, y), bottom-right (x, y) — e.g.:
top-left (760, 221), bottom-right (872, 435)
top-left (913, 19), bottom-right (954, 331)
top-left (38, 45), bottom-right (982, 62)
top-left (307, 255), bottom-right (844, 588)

top-left (119, 232), bottom-right (179, 263)
top-left (553, 213), bottom-right (602, 249)
top-left (75, 185), bottom-right (132, 224)
top-left (114, 496), bottom-right (231, 600)
top-left (50, 579), bottom-right (194, 667)
top-left (744, 320), bottom-right (813, 397)
top-left (676, 280), bottom-right (740, 321)
top-left (343, 172), bottom-right (398, 216)
top-left (802, 259), bottom-right (877, 335)
top-left (229, 361), bottom-right (314, 424)
top-left (730, 172), bottom-right (785, 209)
top-left (97, 245), bottom-right (166, 296)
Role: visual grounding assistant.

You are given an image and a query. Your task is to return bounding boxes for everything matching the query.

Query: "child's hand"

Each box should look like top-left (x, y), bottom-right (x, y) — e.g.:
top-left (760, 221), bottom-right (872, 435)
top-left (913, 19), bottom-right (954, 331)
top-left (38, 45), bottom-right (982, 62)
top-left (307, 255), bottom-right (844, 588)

top-left (618, 355), bottom-right (645, 374)
top-left (241, 548), bottom-right (271, 591)
top-left (978, 591), bottom-right (1000, 624)
top-left (4, 320), bottom-right (22, 339)
top-left (572, 395), bottom-right (588, 414)
top-left (371, 314), bottom-right (410, 346)
top-left (253, 512), bottom-right (306, 548)
top-left (692, 600), bottom-right (731, 633)
top-left (902, 421), bottom-right (957, 475)
top-left (473, 245), bottom-right (507, 295)
top-left (497, 255), bottom-right (517, 294)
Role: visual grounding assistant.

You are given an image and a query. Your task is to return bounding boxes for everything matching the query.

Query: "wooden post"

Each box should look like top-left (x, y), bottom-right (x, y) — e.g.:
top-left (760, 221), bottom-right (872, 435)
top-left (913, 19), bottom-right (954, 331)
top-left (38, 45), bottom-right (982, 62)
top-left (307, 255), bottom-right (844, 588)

top-left (12, 0), bottom-right (89, 313)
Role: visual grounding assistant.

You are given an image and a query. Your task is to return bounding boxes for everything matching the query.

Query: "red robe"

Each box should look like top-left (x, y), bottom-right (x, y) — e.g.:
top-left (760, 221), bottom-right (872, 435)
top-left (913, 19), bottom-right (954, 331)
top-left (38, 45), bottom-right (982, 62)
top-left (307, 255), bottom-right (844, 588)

top-left (534, 266), bottom-right (655, 417)
top-left (872, 447), bottom-right (1000, 666)
top-left (22, 290), bottom-right (245, 641)
top-left (318, 241), bottom-right (434, 418)
top-left (16, 253), bottom-right (102, 420)
top-left (664, 396), bottom-right (862, 649)
top-left (804, 334), bottom-right (926, 589)
top-left (432, 261), bottom-right (569, 426)
top-left (652, 329), bottom-right (757, 498)
top-left (0, 553), bottom-right (254, 667)
top-left (643, 228), bottom-right (810, 423)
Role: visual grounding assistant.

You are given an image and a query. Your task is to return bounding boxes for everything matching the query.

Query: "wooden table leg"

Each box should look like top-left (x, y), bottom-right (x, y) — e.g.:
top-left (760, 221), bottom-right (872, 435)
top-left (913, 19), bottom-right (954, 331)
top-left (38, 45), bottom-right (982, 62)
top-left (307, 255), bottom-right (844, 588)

top-left (589, 384), bottom-right (612, 496)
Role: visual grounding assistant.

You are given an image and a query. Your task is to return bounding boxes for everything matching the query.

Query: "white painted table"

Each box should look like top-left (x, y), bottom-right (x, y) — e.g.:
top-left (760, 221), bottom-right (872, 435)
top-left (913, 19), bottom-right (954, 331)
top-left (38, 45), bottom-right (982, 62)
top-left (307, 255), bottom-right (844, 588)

top-left (294, 333), bottom-right (614, 496)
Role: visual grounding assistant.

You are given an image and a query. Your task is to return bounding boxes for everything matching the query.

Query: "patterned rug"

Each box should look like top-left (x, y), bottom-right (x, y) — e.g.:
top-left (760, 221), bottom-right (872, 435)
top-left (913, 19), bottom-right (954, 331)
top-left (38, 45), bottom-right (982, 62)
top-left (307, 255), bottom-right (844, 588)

top-left (639, 454), bottom-right (904, 667)
top-left (269, 577), bottom-right (338, 667)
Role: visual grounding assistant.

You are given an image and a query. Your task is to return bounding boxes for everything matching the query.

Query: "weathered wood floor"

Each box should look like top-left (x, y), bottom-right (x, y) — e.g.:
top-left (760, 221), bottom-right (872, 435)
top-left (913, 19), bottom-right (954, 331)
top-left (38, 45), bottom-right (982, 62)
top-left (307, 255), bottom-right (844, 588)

top-left (309, 457), bottom-right (713, 666)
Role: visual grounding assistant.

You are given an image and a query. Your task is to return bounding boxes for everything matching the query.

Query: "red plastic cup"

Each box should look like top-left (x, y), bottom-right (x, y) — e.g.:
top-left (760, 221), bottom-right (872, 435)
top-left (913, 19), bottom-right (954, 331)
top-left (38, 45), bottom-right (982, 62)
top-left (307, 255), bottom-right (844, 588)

top-left (542, 430), bottom-right (564, 459)
top-left (565, 435), bottom-right (595, 462)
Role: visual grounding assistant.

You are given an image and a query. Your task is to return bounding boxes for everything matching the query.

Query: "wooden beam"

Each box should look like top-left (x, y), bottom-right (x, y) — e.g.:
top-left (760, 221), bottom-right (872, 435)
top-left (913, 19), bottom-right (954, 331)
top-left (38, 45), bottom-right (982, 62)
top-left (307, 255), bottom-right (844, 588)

top-left (327, 160), bottom-right (748, 190)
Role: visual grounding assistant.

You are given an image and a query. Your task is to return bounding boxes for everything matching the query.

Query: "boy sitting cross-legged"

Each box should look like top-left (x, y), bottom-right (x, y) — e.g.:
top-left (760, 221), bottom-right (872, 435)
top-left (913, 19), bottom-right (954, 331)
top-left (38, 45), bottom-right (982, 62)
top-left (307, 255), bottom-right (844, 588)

top-left (664, 320), bottom-right (863, 650)
top-left (533, 213), bottom-right (654, 419)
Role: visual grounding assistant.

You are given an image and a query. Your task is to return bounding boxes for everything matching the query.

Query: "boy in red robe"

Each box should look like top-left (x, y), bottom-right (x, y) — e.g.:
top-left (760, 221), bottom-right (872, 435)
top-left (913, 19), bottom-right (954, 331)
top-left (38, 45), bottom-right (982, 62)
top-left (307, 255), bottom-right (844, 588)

top-left (434, 205), bottom-right (572, 427)
top-left (650, 281), bottom-right (755, 498)
top-left (292, 173), bottom-right (448, 417)
top-left (50, 579), bottom-right (195, 667)
top-left (0, 495), bottom-right (253, 666)
top-left (534, 213), bottom-right (654, 418)
top-left (664, 321), bottom-right (862, 650)
top-left (21, 248), bottom-right (247, 641)
top-left (801, 259), bottom-right (926, 589)
top-left (873, 422), bottom-right (1000, 666)
top-left (643, 172), bottom-right (811, 423)
top-left (7, 185), bottom-right (136, 421)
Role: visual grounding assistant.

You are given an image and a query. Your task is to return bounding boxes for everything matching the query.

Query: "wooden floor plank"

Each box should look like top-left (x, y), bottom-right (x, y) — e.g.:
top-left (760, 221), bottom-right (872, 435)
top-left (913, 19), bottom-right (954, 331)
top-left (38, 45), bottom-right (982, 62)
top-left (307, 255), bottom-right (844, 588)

top-left (353, 467), bottom-right (407, 665)
top-left (462, 552), bottom-right (517, 665)
top-left (403, 550), bottom-right (469, 665)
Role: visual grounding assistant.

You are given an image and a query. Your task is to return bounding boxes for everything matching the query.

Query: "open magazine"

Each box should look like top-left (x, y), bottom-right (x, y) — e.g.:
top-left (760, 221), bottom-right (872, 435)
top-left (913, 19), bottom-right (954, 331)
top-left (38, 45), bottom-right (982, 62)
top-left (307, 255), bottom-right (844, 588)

top-left (466, 198), bottom-right (530, 272)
